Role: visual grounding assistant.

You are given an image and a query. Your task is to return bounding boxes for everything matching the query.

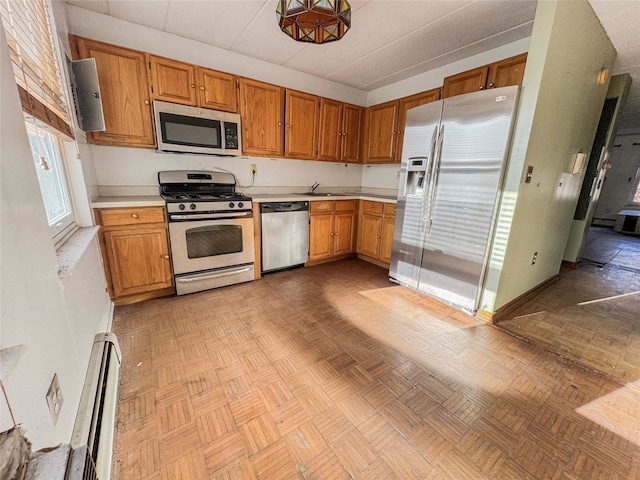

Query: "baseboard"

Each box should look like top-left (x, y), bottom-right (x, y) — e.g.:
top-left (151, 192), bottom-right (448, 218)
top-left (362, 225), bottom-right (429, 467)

top-left (561, 260), bottom-right (579, 269)
top-left (305, 253), bottom-right (356, 267)
top-left (475, 309), bottom-right (493, 324)
top-left (491, 274), bottom-right (560, 323)
top-left (112, 287), bottom-right (176, 306)
top-left (355, 254), bottom-right (390, 269)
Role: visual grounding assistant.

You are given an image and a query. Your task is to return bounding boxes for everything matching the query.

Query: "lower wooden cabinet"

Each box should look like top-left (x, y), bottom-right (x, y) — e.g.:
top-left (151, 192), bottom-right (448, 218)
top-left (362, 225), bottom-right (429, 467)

top-left (357, 201), bottom-right (396, 266)
top-left (95, 206), bottom-right (174, 305)
top-left (309, 200), bottom-right (357, 262)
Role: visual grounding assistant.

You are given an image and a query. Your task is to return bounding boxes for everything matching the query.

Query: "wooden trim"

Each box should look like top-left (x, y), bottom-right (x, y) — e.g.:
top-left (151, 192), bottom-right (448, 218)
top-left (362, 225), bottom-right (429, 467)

top-left (113, 286), bottom-right (175, 306)
top-left (561, 260), bottom-right (579, 269)
top-left (491, 274), bottom-right (560, 323)
top-left (355, 254), bottom-right (389, 269)
top-left (253, 202), bottom-right (261, 279)
top-left (475, 309), bottom-right (494, 324)
top-left (305, 253), bottom-right (355, 267)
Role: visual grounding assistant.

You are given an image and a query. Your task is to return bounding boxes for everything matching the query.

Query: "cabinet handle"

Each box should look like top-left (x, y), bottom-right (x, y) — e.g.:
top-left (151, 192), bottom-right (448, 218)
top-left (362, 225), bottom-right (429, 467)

top-left (131, 213), bottom-right (139, 218)
top-left (200, 86), bottom-right (205, 90)
top-left (376, 235), bottom-right (381, 239)
top-left (369, 204), bottom-right (374, 208)
top-left (488, 82), bottom-right (494, 88)
top-left (191, 84), bottom-right (196, 88)
top-left (286, 124), bottom-right (290, 128)
top-left (394, 208), bottom-right (397, 213)
top-left (278, 122), bottom-right (282, 126)
top-left (164, 255), bottom-right (170, 259)
top-left (334, 232), bottom-right (338, 236)
top-left (144, 100), bottom-right (150, 105)
top-left (479, 85), bottom-right (485, 90)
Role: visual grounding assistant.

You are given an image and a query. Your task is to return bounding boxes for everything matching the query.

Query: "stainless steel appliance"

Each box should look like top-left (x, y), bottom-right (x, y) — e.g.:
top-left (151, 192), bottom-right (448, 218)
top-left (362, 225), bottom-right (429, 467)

top-left (159, 170), bottom-right (254, 295)
top-left (154, 101), bottom-right (241, 156)
top-left (260, 202), bottom-right (309, 274)
top-left (390, 86), bottom-right (520, 313)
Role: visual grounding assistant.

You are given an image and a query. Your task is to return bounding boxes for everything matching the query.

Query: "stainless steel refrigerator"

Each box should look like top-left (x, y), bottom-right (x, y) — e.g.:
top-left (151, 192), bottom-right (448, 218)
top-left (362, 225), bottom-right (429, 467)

top-left (389, 85), bottom-right (519, 313)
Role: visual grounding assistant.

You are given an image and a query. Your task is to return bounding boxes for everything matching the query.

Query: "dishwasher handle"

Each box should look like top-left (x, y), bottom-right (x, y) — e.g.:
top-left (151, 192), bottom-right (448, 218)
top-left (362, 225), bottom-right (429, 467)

top-left (260, 202), bottom-right (309, 213)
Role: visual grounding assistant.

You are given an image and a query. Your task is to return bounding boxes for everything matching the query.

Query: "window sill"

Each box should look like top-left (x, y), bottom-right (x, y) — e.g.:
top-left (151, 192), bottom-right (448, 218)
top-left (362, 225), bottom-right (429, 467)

top-left (57, 226), bottom-right (100, 280)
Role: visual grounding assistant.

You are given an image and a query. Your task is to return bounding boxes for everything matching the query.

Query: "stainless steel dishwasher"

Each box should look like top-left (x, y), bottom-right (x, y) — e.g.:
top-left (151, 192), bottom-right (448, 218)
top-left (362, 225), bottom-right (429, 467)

top-left (260, 202), bottom-right (309, 274)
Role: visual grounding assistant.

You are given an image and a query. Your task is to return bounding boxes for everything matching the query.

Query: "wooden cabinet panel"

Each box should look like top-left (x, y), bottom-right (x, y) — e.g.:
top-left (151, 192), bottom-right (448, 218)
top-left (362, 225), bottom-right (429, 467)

top-left (487, 53), bottom-right (527, 89)
top-left (310, 201), bottom-right (334, 213)
top-left (239, 78), bottom-right (284, 156)
top-left (395, 88), bottom-right (440, 162)
top-left (365, 100), bottom-right (399, 163)
top-left (317, 98), bottom-right (343, 162)
top-left (98, 206), bottom-right (165, 227)
top-left (149, 55), bottom-right (197, 106)
top-left (342, 104), bottom-right (363, 163)
top-left (104, 226), bottom-right (173, 298)
top-left (335, 200), bottom-right (357, 212)
top-left (379, 214), bottom-right (395, 264)
top-left (360, 213), bottom-right (382, 258)
top-left (442, 66), bottom-right (489, 98)
top-left (362, 201), bottom-right (384, 214)
top-left (334, 212), bottom-right (356, 255)
top-left (285, 90), bottom-right (319, 160)
top-left (309, 213), bottom-right (334, 260)
top-left (73, 37), bottom-right (155, 147)
top-left (198, 68), bottom-right (237, 112)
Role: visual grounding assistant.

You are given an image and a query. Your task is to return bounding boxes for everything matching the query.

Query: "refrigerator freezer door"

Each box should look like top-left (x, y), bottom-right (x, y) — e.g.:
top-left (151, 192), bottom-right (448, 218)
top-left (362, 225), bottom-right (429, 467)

top-left (417, 86), bottom-right (519, 312)
top-left (390, 100), bottom-right (443, 288)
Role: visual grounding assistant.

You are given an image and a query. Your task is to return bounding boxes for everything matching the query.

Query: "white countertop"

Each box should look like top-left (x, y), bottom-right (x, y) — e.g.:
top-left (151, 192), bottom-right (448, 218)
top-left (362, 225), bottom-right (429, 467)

top-left (92, 193), bottom-right (396, 208)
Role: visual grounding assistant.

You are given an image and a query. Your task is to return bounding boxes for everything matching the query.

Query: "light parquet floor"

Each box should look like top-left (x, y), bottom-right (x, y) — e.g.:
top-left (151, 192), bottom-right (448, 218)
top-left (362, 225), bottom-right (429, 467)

top-left (111, 259), bottom-right (640, 479)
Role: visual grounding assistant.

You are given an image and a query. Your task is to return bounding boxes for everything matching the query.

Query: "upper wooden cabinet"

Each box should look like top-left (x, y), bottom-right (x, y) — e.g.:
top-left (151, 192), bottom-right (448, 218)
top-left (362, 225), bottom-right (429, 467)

top-left (71, 36), bottom-right (155, 148)
top-left (239, 77), bottom-right (284, 157)
top-left (364, 88), bottom-right (440, 164)
top-left (149, 56), bottom-right (238, 112)
top-left (443, 53), bottom-right (527, 98)
top-left (285, 89), bottom-right (320, 160)
top-left (317, 99), bottom-right (363, 163)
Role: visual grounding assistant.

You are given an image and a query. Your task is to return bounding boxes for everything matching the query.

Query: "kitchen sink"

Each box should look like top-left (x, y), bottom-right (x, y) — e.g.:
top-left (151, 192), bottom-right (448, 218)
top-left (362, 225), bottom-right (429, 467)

top-left (294, 192), bottom-right (352, 197)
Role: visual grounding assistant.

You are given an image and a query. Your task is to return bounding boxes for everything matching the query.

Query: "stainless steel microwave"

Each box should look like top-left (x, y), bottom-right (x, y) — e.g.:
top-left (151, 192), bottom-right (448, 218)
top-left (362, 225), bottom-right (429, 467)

top-left (153, 100), bottom-right (241, 156)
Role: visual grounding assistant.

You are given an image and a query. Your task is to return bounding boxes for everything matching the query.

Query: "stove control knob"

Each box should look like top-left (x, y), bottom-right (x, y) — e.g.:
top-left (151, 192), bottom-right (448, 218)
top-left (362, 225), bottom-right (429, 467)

top-left (178, 203), bottom-right (186, 210)
top-left (228, 202), bottom-right (235, 209)
top-left (238, 202), bottom-right (244, 208)
top-left (189, 203), bottom-right (196, 210)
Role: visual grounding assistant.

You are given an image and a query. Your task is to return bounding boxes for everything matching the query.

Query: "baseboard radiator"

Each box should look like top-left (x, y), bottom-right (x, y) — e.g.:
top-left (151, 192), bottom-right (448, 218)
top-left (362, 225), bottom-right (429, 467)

top-left (69, 333), bottom-right (121, 480)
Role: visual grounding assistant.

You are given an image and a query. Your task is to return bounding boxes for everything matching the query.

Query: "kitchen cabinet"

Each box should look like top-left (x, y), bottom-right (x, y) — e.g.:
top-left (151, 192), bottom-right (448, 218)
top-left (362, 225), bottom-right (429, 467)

top-left (317, 100), bottom-right (364, 163)
top-left (395, 88), bottom-right (441, 162)
top-left (309, 200), bottom-right (357, 262)
top-left (148, 55), bottom-right (238, 112)
top-left (71, 36), bottom-right (155, 148)
top-left (285, 89), bottom-right (320, 160)
top-left (443, 53), bottom-right (527, 98)
top-left (357, 201), bottom-right (396, 266)
top-left (239, 77), bottom-right (285, 157)
top-left (95, 206), bottom-right (174, 305)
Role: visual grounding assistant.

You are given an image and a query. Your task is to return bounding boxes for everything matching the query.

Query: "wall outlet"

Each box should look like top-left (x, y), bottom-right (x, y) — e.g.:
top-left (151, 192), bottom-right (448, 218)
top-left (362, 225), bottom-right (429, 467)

top-left (531, 252), bottom-right (538, 265)
top-left (250, 164), bottom-right (257, 175)
top-left (46, 373), bottom-right (63, 426)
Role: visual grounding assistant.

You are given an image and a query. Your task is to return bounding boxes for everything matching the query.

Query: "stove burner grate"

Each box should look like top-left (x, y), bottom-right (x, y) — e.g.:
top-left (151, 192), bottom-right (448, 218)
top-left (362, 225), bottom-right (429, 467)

top-left (172, 193), bottom-right (201, 200)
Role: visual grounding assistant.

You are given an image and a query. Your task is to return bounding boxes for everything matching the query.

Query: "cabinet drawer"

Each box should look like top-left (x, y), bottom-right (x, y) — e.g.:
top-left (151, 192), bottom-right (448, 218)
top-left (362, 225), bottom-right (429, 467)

top-left (362, 201), bottom-right (383, 214)
top-left (310, 201), bottom-right (334, 213)
top-left (384, 203), bottom-right (397, 216)
top-left (335, 200), bottom-right (357, 212)
top-left (98, 207), bottom-right (166, 227)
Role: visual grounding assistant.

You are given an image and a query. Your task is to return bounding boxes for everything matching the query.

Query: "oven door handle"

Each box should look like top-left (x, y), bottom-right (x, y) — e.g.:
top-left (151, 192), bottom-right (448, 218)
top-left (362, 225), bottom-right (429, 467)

top-left (169, 211), bottom-right (253, 221)
top-left (176, 265), bottom-right (253, 283)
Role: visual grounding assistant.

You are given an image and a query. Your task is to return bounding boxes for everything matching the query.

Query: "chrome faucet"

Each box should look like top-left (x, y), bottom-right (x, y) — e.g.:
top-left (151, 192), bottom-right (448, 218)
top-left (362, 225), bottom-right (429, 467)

top-left (310, 181), bottom-right (320, 193)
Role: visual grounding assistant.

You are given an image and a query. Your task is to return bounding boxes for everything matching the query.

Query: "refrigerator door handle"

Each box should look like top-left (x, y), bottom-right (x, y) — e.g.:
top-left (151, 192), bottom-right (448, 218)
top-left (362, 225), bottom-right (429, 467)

top-left (421, 126), bottom-right (439, 223)
top-left (427, 124), bottom-right (445, 234)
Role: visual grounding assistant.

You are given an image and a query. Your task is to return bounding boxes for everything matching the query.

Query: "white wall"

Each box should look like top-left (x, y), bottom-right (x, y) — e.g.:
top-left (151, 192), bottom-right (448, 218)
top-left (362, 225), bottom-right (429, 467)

top-left (0, 23), bottom-right (111, 449)
top-left (480, 0), bottom-right (616, 312)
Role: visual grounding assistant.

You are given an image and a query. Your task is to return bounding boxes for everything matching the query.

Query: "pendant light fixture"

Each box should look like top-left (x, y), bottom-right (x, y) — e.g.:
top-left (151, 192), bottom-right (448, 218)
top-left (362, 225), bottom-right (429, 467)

top-left (276, 0), bottom-right (351, 44)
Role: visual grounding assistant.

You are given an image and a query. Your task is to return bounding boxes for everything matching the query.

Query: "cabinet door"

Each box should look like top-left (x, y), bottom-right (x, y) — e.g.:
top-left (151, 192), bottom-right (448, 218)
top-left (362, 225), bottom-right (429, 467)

top-left (334, 212), bottom-right (356, 255)
top-left (342, 104), bottom-right (363, 163)
top-left (365, 100), bottom-right (399, 163)
top-left (359, 213), bottom-right (382, 258)
top-left (285, 90), bottom-right (320, 160)
top-left (74, 37), bottom-right (155, 147)
top-left (395, 88), bottom-right (441, 162)
top-left (309, 214), bottom-right (334, 260)
top-left (317, 98), bottom-right (343, 162)
top-left (198, 67), bottom-right (237, 112)
top-left (442, 66), bottom-right (489, 98)
top-left (149, 55), bottom-right (197, 106)
top-left (379, 214), bottom-right (395, 264)
top-left (103, 226), bottom-right (173, 298)
top-left (487, 53), bottom-right (527, 89)
top-left (239, 78), bottom-right (284, 156)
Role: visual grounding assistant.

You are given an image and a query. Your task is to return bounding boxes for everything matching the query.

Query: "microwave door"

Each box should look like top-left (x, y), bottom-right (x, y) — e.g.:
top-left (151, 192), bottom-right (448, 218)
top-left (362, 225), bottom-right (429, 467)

top-left (158, 112), bottom-right (223, 154)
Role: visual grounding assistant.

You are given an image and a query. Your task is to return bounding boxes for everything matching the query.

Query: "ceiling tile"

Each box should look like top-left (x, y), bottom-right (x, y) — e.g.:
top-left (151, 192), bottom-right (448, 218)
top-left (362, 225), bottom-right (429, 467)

top-left (164, 0), bottom-right (266, 50)
top-left (107, 0), bottom-right (169, 31)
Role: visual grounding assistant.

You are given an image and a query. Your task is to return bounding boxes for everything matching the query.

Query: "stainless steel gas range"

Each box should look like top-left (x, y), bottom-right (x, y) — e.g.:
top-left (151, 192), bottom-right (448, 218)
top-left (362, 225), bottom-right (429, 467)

top-left (159, 170), bottom-right (255, 295)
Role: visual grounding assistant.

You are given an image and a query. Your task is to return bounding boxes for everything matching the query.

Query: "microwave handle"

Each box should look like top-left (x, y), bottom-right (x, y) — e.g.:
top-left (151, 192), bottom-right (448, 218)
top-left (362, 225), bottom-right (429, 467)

top-left (169, 211), bottom-right (253, 221)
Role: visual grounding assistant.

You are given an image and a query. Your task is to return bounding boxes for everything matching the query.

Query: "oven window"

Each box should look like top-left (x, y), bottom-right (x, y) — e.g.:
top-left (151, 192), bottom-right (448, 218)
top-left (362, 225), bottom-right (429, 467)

top-left (160, 112), bottom-right (222, 148)
top-left (186, 225), bottom-right (243, 258)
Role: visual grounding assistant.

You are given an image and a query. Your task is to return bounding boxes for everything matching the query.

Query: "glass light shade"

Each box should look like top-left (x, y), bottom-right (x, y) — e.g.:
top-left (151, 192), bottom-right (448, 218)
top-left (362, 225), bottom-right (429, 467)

top-left (276, 0), bottom-right (351, 44)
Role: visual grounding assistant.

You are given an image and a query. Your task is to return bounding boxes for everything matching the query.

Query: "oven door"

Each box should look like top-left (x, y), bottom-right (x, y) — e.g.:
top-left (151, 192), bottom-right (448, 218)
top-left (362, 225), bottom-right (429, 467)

top-left (168, 215), bottom-right (254, 275)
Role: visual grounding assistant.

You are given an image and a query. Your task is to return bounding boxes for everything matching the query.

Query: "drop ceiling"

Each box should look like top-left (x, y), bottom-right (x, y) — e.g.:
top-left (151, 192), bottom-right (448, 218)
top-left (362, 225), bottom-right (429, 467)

top-left (65, 0), bottom-right (639, 132)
